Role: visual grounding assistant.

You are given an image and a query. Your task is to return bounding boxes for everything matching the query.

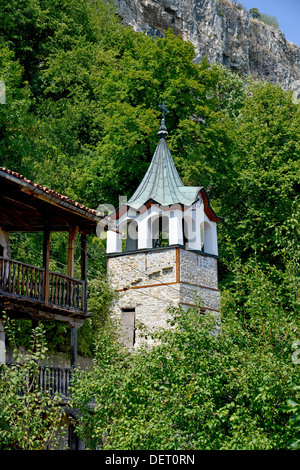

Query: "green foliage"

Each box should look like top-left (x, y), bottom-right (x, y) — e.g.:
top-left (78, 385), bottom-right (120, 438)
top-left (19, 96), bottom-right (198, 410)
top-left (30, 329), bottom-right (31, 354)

top-left (75, 275), bottom-right (116, 357)
top-left (0, 315), bottom-right (67, 449)
top-left (70, 274), bottom-right (298, 450)
top-left (87, 277), bottom-right (116, 330)
top-left (259, 13), bottom-right (279, 29)
top-left (249, 7), bottom-right (279, 29)
top-left (249, 8), bottom-right (261, 19)
top-left (0, 40), bottom-right (38, 174)
top-left (0, 0), bottom-right (299, 449)
top-left (219, 82), bottom-right (300, 270)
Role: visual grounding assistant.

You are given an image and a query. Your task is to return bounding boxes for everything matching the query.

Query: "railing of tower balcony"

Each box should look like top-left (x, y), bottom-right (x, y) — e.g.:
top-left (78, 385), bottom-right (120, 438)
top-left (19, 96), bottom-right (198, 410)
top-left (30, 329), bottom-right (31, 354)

top-left (0, 257), bottom-right (86, 312)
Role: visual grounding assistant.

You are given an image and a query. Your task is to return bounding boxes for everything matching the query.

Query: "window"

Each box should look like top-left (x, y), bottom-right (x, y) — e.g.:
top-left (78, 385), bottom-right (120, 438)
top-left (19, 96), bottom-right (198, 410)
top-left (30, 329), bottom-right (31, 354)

top-left (68, 421), bottom-right (80, 450)
top-left (121, 308), bottom-right (136, 347)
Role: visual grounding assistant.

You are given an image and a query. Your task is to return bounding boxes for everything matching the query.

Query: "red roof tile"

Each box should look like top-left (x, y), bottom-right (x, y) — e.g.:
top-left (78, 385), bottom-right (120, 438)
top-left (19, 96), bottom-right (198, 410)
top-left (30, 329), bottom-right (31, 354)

top-left (0, 167), bottom-right (102, 218)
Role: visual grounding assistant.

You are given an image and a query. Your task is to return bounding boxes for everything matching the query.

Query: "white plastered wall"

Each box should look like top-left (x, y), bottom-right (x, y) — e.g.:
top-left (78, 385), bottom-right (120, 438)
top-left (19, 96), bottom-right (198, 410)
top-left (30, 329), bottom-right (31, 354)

top-left (106, 200), bottom-right (218, 256)
top-left (0, 227), bottom-right (10, 257)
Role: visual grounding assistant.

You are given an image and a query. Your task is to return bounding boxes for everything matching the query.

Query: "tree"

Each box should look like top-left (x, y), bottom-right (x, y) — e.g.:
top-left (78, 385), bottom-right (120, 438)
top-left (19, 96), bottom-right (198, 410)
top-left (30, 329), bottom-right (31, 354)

top-left (249, 8), bottom-right (261, 19)
top-left (0, 316), bottom-right (67, 450)
top-left (0, 41), bottom-right (38, 174)
top-left (249, 7), bottom-right (279, 28)
top-left (70, 263), bottom-right (298, 450)
top-left (259, 13), bottom-right (279, 29)
top-left (80, 29), bottom-right (233, 208)
top-left (219, 82), bottom-right (300, 269)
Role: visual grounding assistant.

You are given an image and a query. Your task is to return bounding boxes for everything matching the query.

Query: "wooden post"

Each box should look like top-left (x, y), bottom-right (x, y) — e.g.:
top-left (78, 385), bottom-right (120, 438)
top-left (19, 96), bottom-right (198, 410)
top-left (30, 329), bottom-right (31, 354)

top-left (81, 233), bottom-right (87, 312)
top-left (71, 325), bottom-right (77, 369)
top-left (67, 226), bottom-right (78, 308)
top-left (43, 229), bottom-right (50, 304)
top-left (67, 226), bottom-right (78, 278)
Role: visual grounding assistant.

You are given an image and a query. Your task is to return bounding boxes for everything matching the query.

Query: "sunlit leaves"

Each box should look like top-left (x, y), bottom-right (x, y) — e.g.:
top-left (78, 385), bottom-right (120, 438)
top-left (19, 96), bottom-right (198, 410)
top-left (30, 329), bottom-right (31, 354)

top-left (71, 290), bottom-right (298, 450)
top-left (0, 317), bottom-right (67, 450)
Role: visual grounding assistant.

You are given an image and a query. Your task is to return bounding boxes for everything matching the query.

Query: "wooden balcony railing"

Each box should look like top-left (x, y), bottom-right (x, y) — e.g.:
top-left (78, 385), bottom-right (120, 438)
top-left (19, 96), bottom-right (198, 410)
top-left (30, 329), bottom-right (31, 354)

top-left (49, 271), bottom-right (85, 311)
top-left (0, 364), bottom-right (72, 399)
top-left (0, 257), bottom-right (86, 312)
top-left (0, 257), bottom-right (44, 301)
top-left (38, 366), bottom-right (72, 398)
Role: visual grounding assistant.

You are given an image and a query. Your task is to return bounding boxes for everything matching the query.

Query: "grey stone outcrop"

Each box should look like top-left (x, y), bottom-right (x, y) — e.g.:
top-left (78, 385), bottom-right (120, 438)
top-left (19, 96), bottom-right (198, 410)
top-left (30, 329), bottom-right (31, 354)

top-left (116, 0), bottom-right (300, 91)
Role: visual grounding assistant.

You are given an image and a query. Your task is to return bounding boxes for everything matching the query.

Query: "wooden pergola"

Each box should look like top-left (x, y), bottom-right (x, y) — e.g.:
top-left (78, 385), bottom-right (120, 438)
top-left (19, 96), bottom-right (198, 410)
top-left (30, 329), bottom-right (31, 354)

top-left (0, 167), bottom-right (107, 368)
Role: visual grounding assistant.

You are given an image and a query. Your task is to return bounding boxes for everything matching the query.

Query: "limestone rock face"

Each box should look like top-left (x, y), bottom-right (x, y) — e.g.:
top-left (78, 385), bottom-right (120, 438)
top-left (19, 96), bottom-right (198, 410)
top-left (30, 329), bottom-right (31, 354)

top-left (116, 0), bottom-right (300, 91)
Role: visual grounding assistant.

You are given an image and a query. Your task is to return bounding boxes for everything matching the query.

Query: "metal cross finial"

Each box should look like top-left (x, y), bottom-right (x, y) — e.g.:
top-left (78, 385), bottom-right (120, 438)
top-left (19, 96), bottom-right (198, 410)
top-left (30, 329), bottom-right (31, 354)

top-left (159, 101), bottom-right (169, 119)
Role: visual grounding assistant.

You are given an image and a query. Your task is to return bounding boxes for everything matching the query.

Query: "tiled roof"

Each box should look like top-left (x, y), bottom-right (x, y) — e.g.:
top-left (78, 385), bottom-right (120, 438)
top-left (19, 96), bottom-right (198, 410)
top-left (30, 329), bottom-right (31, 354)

top-left (0, 167), bottom-right (102, 219)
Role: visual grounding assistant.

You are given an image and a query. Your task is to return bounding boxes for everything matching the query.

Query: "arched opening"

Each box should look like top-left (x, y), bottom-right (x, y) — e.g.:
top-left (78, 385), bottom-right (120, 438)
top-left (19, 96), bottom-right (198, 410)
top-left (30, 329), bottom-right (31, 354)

top-left (182, 215), bottom-right (196, 248)
top-left (200, 221), bottom-right (213, 254)
top-left (121, 219), bottom-right (138, 252)
top-left (149, 215), bottom-right (169, 248)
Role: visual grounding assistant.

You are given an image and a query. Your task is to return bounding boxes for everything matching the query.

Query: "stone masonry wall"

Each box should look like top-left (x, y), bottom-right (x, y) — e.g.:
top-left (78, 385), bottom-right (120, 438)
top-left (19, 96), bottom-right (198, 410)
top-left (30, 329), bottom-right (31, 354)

top-left (107, 248), bottom-right (179, 347)
top-left (107, 247), bottom-right (177, 291)
top-left (179, 249), bottom-right (218, 289)
top-left (111, 284), bottom-right (180, 347)
top-left (107, 246), bottom-right (220, 347)
top-left (179, 248), bottom-right (220, 312)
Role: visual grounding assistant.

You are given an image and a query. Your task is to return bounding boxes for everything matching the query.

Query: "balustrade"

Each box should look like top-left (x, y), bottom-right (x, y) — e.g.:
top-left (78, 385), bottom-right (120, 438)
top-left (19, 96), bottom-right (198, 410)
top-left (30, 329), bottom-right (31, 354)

top-left (38, 366), bottom-right (72, 398)
top-left (0, 257), bottom-right (86, 312)
top-left (0, 364), bottom-right (72, 398)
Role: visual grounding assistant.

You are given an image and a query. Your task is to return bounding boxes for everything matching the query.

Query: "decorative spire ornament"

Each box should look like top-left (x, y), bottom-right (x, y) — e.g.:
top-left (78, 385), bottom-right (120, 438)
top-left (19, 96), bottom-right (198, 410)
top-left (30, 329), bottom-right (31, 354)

top-left (158, 100), bottom-right (169, 137)
top-left (159, 100), bottom-right (169, 119)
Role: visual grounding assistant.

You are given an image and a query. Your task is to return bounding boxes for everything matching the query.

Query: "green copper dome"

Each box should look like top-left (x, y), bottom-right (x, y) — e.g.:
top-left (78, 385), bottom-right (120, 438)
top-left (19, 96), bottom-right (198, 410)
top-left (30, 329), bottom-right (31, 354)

top-left (128, 117), bottom-right (201, 210)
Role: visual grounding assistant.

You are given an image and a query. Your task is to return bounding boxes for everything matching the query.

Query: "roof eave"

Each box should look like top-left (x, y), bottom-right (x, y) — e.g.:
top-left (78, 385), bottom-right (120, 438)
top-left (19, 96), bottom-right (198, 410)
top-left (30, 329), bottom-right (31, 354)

top-left (0, 168), bottom-right (107, 225)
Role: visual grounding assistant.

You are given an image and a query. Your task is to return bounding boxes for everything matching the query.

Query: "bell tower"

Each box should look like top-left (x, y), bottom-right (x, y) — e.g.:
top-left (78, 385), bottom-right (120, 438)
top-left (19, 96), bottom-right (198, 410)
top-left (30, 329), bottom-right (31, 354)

top-left (105, 103), bottom-right (222, 348)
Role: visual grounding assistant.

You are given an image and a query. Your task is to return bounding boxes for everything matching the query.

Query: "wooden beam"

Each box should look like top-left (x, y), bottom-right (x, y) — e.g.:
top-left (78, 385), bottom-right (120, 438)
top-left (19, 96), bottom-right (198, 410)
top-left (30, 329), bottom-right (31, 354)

top-left (71, 325), bottom-right (77, 368)
top-left (43, 229), bottom-right (50, 304)
top-left (81, 233), bottom-right (87, 312)
top-left (81, 233), bottom-right (87, 280)
top-left (116, 281), bottom-right (179, 292)
top-left (180, 301), bottom-right (219, 313)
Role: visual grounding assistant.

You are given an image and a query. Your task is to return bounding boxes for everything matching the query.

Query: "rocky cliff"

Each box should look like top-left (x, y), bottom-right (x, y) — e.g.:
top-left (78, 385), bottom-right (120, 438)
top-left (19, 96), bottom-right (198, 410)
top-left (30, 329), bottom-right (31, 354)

top-left (116, 0), bottom-right (300, 91)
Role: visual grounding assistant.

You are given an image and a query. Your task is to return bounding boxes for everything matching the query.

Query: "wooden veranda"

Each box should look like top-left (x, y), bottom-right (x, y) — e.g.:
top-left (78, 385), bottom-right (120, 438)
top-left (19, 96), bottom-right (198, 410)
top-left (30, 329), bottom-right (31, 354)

top-left (0, 167), bottom-right (107, 378)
